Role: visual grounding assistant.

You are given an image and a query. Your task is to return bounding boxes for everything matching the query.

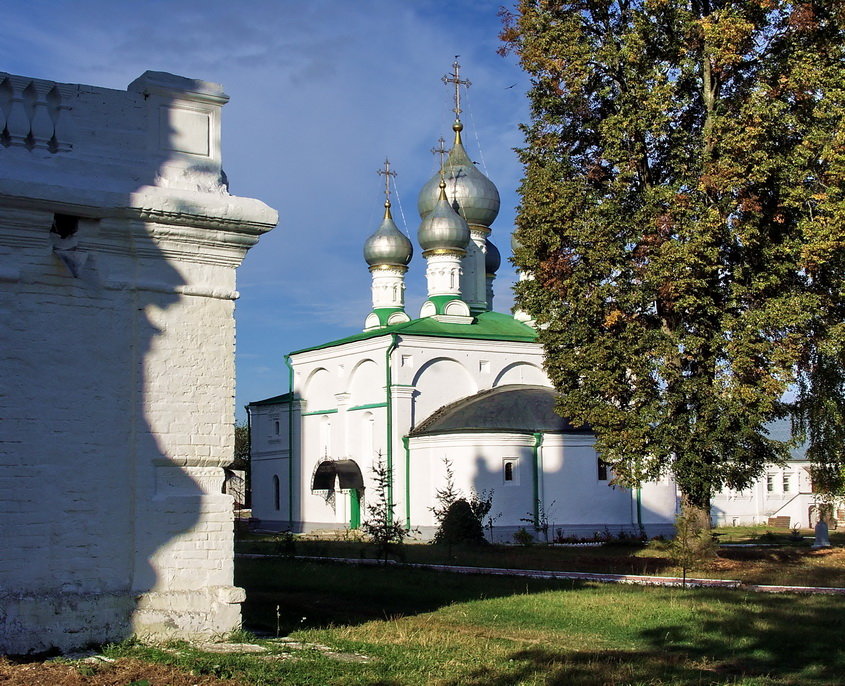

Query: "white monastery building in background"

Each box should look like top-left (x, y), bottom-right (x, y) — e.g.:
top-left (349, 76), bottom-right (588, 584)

top-left (248, 63), bottom-right (678, 541)
top-left (712, 424), bottom-right (823, 529)
top-left (0, 70), bottom-right (276, 654)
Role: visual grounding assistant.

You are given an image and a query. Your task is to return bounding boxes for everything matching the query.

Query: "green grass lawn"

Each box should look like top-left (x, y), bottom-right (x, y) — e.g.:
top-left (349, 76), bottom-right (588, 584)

top-left (105, 557), bottom-right (845, 684)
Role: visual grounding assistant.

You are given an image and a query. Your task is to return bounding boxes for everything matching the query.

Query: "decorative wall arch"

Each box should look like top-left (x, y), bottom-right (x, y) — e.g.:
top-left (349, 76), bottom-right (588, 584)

top-left (411, 357), bottom-right (476, 427)
top-left (303, 367), bottom-right (334, 411)
top-left (347, 358), bottom-right (381, 406)
top-left (493, 361), bottom-right (551, 388)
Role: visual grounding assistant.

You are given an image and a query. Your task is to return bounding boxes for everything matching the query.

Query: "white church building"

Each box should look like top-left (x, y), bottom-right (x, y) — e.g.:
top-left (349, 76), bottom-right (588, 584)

top-left (249, 64), bottom-right (678, 541)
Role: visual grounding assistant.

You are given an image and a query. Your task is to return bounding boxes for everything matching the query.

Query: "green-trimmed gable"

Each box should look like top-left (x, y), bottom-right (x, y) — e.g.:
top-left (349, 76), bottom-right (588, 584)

top-left (289, 311), bottom-right (538, 356)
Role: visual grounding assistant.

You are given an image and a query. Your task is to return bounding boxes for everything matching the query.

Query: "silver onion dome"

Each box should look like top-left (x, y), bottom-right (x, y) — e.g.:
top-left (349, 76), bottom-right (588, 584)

top-left (364, 203), bottom-right (413, 267)
top-left (418, 122), bottom-right (500, 227)
top-left (485, 238), bottom-right (501, 274)
top-left (418, 181), bottom-right (470, 253)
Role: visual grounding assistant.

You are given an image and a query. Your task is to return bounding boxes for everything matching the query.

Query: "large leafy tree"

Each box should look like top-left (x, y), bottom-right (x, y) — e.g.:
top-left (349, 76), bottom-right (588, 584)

top-left (501, 1), bottom-right (845, 518)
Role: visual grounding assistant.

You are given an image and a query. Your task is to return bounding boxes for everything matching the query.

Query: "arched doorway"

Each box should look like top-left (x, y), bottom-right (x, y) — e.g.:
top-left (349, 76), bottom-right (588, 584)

top-left (312, 459), bottom-right (364, 529)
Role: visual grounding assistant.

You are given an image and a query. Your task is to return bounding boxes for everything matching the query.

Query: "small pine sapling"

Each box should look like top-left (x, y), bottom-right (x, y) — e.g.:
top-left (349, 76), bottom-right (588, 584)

top-left (361, 455), bottom-right (408, 563)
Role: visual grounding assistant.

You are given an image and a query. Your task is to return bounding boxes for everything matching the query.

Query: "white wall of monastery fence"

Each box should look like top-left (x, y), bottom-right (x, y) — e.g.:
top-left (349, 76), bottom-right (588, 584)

top-left (0, 70), bottom-right (277, 654)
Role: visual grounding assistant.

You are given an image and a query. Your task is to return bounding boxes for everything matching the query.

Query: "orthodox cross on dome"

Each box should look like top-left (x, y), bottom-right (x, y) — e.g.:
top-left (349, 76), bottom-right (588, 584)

top-left (377, 158), bottom-right (397, 205)
top-left (431, 136), bottom-right (451, 185)
top-left (442, 57), bottom-right (471, 118)
top-left (431, 137), bottom-right (448, 167)
top-left (432, 135), bottom-right (464, 188)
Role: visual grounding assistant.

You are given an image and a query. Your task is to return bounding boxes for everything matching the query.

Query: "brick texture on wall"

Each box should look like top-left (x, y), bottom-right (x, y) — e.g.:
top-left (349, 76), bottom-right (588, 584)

top-left (0, 70), bottom-right (277, 654)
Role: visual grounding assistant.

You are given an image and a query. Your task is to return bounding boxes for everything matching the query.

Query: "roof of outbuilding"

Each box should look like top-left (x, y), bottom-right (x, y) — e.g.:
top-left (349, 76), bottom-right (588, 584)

top-left (248, 392), bottom-right (293, 407)
top-left (409, 384), bottom-right (590, 437)
top-left (765, 418), bottom-right (808, 461)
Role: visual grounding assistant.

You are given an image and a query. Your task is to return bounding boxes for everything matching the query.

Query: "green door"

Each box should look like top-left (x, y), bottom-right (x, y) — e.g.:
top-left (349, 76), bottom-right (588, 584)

top-left (349, 489), bottom-right (361, 529)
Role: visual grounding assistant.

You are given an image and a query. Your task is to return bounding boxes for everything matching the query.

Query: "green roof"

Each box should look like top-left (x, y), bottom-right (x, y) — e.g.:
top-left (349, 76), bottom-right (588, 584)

top-left (290, 311), bottom-right (538, 356)
top-left (248, 392), bottom-right (293, 407)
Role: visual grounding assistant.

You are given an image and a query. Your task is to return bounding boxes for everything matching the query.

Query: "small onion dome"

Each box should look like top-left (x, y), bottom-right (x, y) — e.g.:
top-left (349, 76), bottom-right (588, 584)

top-left (510, 230), bottom-right (523, 254)
top-left (485, 238), bottom-right (501, 275)
top-left (418, 181), bottom-right (470, 253)
top-left (364, 203), bottom-right (413, 267)
top-left (418, 121), bottom-right (500, 227)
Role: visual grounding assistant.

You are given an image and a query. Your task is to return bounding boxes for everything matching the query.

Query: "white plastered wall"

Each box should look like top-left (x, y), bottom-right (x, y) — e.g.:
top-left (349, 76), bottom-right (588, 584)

top-left (711, 462), bottom-right (818, 528)
top-left (0, 70), bottom-right (276, 654)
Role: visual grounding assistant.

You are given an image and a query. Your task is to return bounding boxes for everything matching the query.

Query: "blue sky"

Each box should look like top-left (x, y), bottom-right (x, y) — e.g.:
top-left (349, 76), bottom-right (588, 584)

top-left (2, 1), bottom-right (529, 420)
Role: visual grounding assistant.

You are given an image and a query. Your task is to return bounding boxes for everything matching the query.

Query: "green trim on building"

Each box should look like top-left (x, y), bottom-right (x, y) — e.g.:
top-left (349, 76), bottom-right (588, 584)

top-left (409, 428), bottom-right (575, 438)
top-left (301, 409), bottom-right (338, 416)
top-left (371, 307), bottom-right (405, 326)
top-left (636, 487), bottom-right (643, 529)
top-left (348, 402), bottom-right (388, 412)
top-left (289, 311), bottom-right (537, 356)
top-left (425, 295), bottom-right (464, 315)
top-left (385, 334), bottom-right (400, 524)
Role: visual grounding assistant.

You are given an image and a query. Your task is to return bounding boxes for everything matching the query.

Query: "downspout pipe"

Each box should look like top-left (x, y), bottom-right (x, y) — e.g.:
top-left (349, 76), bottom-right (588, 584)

top-left (403, 436), bottom-right (411, 530)
top-left (385, 334), bottom-right (399, 523)
top-left (532, 432), bottom-right (543, 527)
top-left (636, 486), bottom-right (643, 531)
top-left (284, 354), bottom-right (295, 527)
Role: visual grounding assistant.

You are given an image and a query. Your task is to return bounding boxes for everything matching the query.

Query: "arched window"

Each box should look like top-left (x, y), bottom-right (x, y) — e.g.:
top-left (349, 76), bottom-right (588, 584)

top-left (503, 458), bottom-right (518, 485)
top-left (320, 416), bottom-right (332, 457)
top-left (361, 411), bottom-right (374, 458)
top-left (273, 475), bottom-right (280, 511)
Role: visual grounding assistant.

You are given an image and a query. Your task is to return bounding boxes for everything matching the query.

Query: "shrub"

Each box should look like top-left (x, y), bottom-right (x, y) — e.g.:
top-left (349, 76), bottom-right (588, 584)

top-left (513, 527), bottom-right (534, 546)
top-left (273, 530), bottom-right (296, 556)
top-left (434, 498), bottom-right (488, 546)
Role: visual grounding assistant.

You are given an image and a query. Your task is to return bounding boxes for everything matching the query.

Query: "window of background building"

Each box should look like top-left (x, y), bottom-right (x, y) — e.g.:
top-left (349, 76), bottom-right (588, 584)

top-left (597, 458), bottom-right (609, 481)
top-left (503, 458), bottom-right (518, 485)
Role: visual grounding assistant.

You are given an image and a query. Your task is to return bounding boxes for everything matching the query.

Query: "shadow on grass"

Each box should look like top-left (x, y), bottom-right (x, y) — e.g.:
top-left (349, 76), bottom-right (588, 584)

top-left (444, 588), bottom-right (845, 685)
top-left (717, 546), bottom-right (845, 586)
top-left (639, 589), bottom-right (845, 681)
top-left (443, 648), bottom-right (714, 686)
top-left (236, 556), bottom-right (583, 635)
top-left (236, 537), bottom-right (678, 575)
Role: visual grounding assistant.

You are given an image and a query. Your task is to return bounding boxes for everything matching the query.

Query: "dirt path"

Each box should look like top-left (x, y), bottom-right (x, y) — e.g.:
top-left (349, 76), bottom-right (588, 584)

top-left (0, 657), bottom-right (242, 686)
